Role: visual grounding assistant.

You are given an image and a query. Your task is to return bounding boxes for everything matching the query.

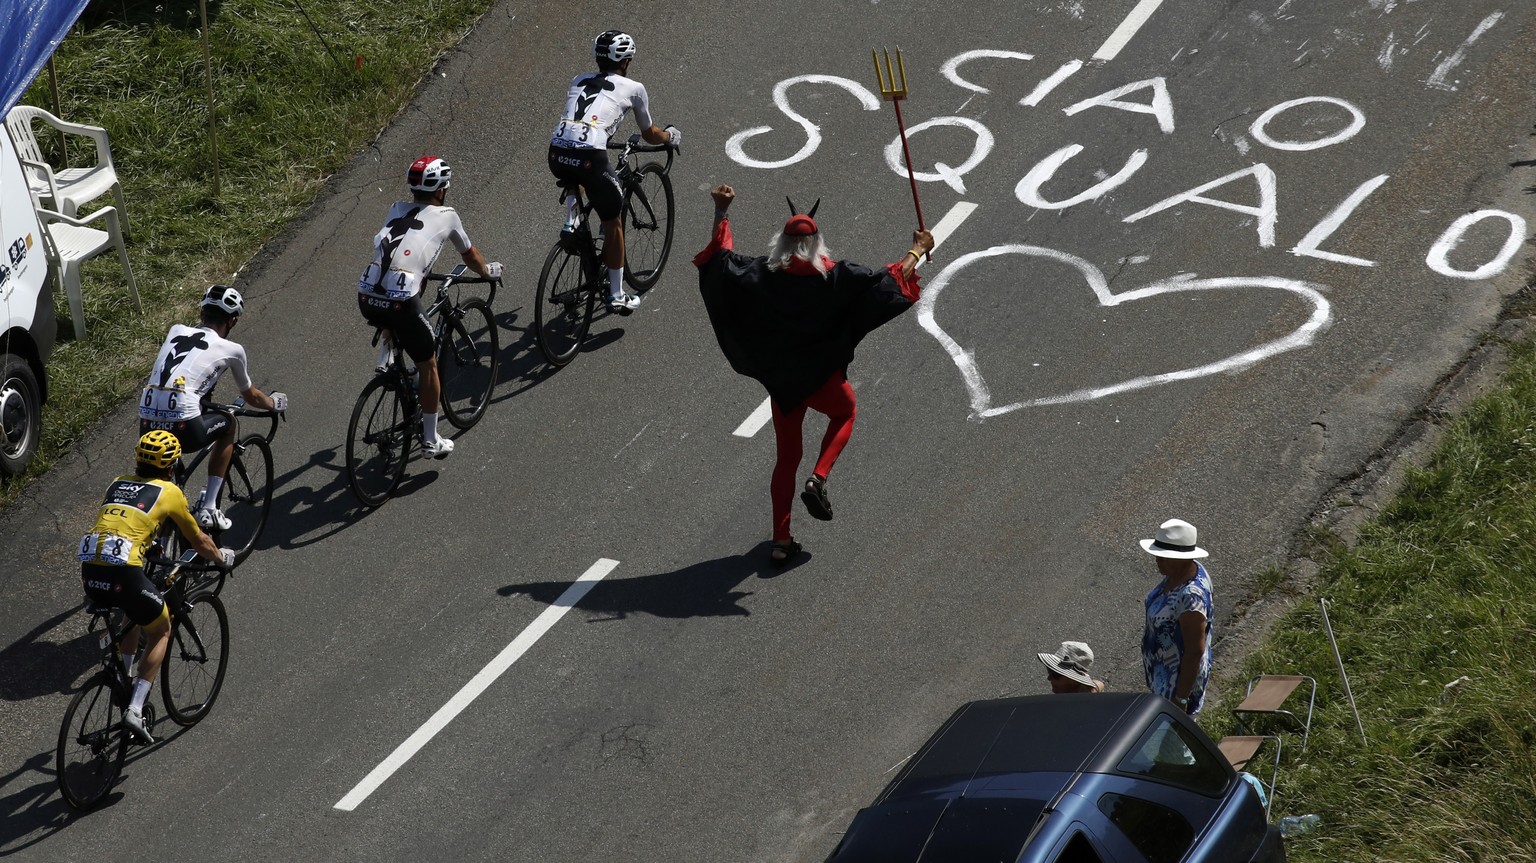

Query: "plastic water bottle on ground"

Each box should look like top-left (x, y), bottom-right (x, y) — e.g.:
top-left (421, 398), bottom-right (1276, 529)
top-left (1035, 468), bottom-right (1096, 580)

top-left (1278, 814), bottom-right (1321, 838)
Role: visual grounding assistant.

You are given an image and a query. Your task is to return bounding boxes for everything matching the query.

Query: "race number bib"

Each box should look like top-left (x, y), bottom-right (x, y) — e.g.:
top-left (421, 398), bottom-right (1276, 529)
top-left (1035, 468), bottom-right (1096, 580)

top-left (140, 386), bottom-right (189, 420)
top-left (553, 118), bottom-right (603, 148)
top-left (359, 262), bottom-right (421, 299)
top-left (79, 533), bottom-right (134, 565)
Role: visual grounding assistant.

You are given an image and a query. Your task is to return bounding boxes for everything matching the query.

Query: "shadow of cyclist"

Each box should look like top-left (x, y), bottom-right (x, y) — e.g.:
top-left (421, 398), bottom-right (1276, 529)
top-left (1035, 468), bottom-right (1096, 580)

top-left (497, 543), bottom-right (807, 622)
top-left (0, 604), bottom-right (95, 703)
top-left (262, 443), bottom-right (439, 553)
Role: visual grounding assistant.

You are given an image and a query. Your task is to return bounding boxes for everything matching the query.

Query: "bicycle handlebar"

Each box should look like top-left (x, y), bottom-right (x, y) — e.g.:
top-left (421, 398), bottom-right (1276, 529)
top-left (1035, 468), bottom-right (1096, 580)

top-left (426, 272), bottom-right (499, 285)
top-left (609, 139), bottom-right (675, 154)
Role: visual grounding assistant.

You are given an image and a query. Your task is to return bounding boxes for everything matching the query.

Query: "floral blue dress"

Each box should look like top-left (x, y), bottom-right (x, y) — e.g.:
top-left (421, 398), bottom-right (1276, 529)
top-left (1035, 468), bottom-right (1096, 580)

top-left (1141, 562), bottom-right (1214, 713)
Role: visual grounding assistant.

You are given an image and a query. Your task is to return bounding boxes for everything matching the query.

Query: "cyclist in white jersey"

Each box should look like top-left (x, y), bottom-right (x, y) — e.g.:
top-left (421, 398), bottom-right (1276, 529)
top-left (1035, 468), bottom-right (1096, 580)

top-left (139, 285), bottom-right (288, 531)
top-left (358, 155), bottom-right (502, 459)
top-left (547, 30), bottom-right (680, 313)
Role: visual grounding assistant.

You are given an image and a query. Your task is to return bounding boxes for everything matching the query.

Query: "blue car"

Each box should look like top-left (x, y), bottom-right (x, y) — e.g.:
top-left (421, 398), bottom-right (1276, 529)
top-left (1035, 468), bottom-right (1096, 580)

top-left (825, 693), bottom-right (1285, 863)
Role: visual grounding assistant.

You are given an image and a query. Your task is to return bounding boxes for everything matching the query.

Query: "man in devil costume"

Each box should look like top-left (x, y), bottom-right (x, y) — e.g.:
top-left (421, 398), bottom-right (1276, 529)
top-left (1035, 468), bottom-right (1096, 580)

top-left (694, 184), bottom-right (935, 564)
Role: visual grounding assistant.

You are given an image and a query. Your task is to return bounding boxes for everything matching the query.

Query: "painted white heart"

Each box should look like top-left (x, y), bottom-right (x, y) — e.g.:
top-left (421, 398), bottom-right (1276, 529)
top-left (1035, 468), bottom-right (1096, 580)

top-left (915, 245), bottom-right (1333, 419)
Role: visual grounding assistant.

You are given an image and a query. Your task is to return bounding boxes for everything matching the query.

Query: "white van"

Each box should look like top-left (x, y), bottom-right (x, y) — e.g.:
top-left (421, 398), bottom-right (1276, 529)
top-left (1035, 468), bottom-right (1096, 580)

top-left (1, 128), bottom-right (56, 476)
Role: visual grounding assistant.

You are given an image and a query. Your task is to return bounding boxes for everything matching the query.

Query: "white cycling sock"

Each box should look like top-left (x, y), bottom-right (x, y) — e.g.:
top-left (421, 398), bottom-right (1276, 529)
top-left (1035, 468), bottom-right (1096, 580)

top-left (120, 652), bottom-right (135, 676)
top-left (376, 338), bottom-right (393, 370)
top-left (608, 267), bottom-right (625, 298)
top-left (564, 195), bottom-right (579, 227)
top-left (423, 412), bottom-right (440, 443)
top-left (129, 678), bottom-right (152, 714)
top-left (203, 476), bottom-right (224, 507)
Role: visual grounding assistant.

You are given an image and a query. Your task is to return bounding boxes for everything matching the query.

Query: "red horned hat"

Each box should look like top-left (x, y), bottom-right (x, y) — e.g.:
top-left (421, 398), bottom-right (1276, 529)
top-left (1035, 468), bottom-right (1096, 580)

top-left (783, 196), bottom-right (821, 236)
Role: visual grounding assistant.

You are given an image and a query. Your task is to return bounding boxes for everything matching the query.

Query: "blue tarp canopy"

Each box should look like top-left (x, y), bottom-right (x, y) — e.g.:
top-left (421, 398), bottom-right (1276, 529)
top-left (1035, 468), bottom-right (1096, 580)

top-left (2, 0), bottom-right (92, 114)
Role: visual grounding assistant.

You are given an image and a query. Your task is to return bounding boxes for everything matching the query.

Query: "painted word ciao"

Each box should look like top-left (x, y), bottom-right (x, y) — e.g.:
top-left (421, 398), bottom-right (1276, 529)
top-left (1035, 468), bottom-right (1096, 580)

top-left (726, 56), bottom-right (1528, 281)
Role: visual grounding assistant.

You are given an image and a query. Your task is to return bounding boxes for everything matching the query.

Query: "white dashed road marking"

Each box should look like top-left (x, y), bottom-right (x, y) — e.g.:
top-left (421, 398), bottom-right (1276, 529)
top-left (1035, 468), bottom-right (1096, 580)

top-left (334, 558), bottom-right (620, 811)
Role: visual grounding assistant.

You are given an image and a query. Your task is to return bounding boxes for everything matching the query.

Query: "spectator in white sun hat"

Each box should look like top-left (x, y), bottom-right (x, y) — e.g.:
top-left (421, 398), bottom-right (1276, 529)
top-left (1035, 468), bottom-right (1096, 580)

top-left (1038, 641), bottom-right (1107, 694)
top-left (1139, 518), bottom-right (1214, 715)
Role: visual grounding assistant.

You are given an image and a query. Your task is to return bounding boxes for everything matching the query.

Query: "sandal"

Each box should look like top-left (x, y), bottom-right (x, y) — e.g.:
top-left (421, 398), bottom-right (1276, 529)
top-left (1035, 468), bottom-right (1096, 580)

top-left (770, 539), bottom-right (803, 566)
top-left (801, 475), bottom-right (833, 521)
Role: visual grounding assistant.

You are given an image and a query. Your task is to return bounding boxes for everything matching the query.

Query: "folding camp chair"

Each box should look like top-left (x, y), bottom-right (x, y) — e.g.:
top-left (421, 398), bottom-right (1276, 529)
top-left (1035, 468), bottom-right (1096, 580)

top-left (1232, 674), bottom-right (1317, 750)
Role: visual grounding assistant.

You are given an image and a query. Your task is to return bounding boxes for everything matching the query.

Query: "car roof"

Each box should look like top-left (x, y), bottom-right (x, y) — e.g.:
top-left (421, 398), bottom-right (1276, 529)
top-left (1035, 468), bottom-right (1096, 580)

top-left (881, 694), bottom-right (1152, 797)
top-left (828, 694), bottom-right (1167, 863)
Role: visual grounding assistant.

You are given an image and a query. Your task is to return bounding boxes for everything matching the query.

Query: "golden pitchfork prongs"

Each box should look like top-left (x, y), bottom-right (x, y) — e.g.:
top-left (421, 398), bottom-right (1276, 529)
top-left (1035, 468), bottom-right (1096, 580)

top-left (870, 45), bottom-right (928, 236)
top-left (873, 47), bottom-right (910, 102)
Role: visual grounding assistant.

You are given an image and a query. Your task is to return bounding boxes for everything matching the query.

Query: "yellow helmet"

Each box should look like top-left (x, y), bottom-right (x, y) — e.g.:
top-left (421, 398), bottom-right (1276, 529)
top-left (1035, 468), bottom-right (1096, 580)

top-left (136, 430), bottom-right (182, 469)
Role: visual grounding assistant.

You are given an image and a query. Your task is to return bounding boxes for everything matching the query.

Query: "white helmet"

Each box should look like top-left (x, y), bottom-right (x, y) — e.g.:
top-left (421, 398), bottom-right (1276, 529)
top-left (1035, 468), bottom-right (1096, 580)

top-left (593, 30), bottom-right (636, 63)
top-left (200, 284), bottom-right (244, 316)
top-left (407, 155), bottom-right (452, 193)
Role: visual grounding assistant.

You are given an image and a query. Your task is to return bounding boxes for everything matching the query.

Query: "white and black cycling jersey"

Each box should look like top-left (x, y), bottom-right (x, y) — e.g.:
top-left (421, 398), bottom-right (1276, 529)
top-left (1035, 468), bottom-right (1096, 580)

top-left (140, 324), bottom-right (253, 422)
top-left (549, 72), bottom-right (653, 151)
top-left (359, 202), bottom-right (473, 301)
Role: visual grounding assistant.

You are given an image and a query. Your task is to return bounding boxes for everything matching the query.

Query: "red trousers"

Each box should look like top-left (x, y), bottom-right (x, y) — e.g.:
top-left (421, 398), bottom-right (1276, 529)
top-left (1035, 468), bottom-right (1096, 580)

top-left (770, 372), bottom-right (856, 541)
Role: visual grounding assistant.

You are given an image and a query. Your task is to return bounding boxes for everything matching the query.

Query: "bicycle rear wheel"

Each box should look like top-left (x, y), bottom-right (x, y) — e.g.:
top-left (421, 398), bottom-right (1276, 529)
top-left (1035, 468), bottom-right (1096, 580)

top-left (622, 163), bottom-right (674, 292)
top-left (56, 673), bottom-right (126, 810)
top-left (535, 242), bottom-right (597, 367)
top-left (438, 299), bottom-right (500, 430)
top-left (218, 435), bottom-right (273, 565)
top-left (346, 376), bottom-right (413, 507)
top-left (161, 591), bottom-right (230, 726)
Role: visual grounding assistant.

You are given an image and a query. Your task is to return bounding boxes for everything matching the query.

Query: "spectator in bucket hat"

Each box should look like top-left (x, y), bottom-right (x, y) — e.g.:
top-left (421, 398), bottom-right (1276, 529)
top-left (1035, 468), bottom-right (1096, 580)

top-left (1038, 641), bottom-right (1107, 694)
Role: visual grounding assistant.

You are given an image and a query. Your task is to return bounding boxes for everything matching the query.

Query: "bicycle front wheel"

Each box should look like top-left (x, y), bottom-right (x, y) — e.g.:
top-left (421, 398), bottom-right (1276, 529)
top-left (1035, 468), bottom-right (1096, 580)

top-left (623, 163), bottom-right (674, 292)
top-left (161, 591), bottom-right (230, 726)
top-left (439, 299), bottom-right (500, 430)
top-left (535, 242), bottom-right (597, 367)
top-left (56, 674), bottom-right (126, 810)
top-left (219, 435), bottom-right (273, 565)
top-left (346, 376), bottom-right (413, 507)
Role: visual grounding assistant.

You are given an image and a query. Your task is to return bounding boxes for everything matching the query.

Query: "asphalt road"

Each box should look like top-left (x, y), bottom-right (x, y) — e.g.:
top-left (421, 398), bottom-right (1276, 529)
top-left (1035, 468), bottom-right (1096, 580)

top-left (5, 1), bottom-right (1536, 859)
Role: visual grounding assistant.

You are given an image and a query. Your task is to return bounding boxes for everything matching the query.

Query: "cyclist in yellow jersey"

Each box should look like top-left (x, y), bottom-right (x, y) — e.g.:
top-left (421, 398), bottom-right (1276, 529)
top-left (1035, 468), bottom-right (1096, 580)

top-left (78, 431), bottom-right (233, 744)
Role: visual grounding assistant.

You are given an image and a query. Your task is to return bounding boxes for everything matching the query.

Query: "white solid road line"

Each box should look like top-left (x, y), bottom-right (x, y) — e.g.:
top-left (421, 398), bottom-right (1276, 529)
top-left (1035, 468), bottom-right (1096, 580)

top-left (1093, 0), bottom-right (1167, 62)
top-left (333, 558), bottom-right (620, 811)
top-left (730, 200), bottom-right (978, 439)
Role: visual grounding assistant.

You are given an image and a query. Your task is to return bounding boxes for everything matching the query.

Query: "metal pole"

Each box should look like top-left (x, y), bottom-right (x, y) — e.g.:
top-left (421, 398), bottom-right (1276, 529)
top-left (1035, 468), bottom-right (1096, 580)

top-left (200, 0), bottom-right (221, 197)
top-left (47, 56), bottom-right (66, 161)
top-left (1319, 597), bottom-right (1367, 744)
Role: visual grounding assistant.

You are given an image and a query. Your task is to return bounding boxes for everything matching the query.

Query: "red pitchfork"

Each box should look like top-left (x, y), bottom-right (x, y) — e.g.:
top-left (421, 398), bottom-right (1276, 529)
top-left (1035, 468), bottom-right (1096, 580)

top-left (874, 46), bottom-right (928, 254)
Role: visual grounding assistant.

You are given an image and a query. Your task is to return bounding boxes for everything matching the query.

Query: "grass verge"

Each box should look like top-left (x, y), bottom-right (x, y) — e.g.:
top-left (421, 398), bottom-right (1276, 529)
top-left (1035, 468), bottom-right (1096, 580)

top-left (2, 0), bottom-right (494, 506)
top-left (1204, 335), bottom-right (1536, 862)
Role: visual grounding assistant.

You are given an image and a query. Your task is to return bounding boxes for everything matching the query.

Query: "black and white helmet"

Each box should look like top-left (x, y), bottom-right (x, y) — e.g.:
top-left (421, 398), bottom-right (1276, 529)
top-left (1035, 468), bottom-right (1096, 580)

top-left (200, 284), bottom-right (244, 316)
top-left (593, 30), bottom-right (636, 63)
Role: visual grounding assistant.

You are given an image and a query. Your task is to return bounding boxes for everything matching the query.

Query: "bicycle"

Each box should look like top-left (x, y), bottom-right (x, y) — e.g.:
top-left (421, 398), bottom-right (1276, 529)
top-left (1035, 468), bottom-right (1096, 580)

top-left (55, 549), bottom-right (231, 810)
top-left (535, 134), bottom-right (676, 367)
top-left (346, 266), bottom-right (501, 506)
top-left (162, 401), bottom-right (283, 570)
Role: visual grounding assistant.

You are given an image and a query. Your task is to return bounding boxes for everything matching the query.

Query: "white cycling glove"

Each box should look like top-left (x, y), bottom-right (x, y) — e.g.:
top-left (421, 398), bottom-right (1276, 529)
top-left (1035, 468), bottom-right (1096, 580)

top-left (270, 392), bottom-right (289, 412)
top-left (664, 125), bottom-right (682, 150)
top-left (218, 548), bottom-right (237, 569)
top-left (485, 261), bottom-right (504, 279)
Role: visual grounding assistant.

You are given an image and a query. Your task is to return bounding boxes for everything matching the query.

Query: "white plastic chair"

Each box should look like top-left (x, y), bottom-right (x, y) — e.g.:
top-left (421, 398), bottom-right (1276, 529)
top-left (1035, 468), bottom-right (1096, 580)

top-left (6, 105), bottom-right (131, 232)
top-left (34, 207), bottom-right (140, 338)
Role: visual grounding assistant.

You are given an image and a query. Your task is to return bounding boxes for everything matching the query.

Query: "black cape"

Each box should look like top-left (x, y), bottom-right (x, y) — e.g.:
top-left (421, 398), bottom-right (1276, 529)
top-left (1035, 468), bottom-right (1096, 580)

top-left (697, 247), bottom-right (916, 410)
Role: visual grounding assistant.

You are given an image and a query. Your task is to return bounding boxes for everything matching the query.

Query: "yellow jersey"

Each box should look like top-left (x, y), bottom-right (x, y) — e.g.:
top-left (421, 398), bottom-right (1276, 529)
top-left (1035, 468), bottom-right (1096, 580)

top-left (78, 475), bottom-right (200, 568)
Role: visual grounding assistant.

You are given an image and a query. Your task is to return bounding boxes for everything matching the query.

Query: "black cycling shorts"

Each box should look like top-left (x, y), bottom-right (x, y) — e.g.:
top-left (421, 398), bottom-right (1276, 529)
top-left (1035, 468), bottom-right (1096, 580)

top-left (81, 562), bottom-right (167, 628)
top-left (548, 145), bottom-right (624, 222)
top-left (140, 409), bottom-right (232, 452)
top-left (358, 292), bottom-right (435, 363)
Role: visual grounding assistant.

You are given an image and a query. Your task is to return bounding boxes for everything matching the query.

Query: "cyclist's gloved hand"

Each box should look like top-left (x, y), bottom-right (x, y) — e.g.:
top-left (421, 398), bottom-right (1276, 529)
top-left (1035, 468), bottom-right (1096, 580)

top-left (664, 125), bottom-right (682, 150)
top-left (218, 548), bottom-right (237, 570)
top-left (270, 392), bottom-right (289, 412)
top-left (485, 261), bottom-right (504, 280)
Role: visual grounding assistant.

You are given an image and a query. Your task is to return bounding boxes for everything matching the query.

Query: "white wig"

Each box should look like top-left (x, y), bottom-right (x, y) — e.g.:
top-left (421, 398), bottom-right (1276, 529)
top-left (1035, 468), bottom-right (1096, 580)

top-left (765, 231), bottom-right (833, 276)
